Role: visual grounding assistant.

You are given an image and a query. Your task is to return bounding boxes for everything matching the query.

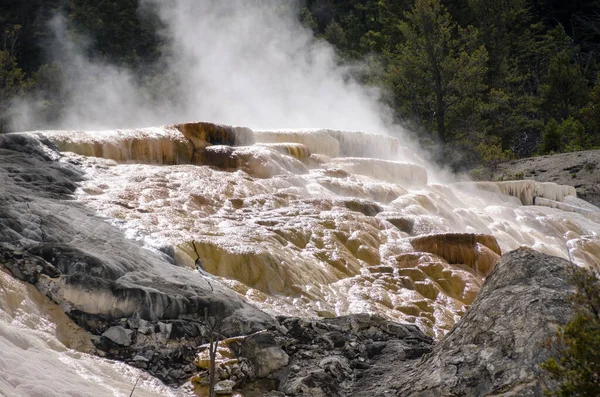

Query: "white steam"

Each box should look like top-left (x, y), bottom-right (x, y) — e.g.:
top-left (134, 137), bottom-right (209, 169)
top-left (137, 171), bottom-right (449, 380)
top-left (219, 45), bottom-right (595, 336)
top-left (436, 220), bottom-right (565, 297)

top-left (11, 0), bottom-right (397, 135)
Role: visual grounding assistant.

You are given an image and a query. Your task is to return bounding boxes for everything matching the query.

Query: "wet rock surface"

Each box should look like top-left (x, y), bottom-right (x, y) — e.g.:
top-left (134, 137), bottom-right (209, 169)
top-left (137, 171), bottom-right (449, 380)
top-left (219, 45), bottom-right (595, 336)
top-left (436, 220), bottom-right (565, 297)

top-left (0, 132), bottom-right (583, 396)
top-left (386, 248), bottom-right (574, 397)
top-left (222, 248), bottom-right (573, 396)
top-left (0, 133), bottom-right (274, 385)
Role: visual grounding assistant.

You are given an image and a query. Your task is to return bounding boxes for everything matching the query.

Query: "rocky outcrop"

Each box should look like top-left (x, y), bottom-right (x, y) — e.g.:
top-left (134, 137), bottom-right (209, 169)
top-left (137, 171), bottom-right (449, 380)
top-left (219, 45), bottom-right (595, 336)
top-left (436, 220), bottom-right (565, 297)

top-left (0, 132), bottom-right (581, 395)
top-left (194, 248), bottom-right (575, 396)
top-left (0, 133), bottom-right (274, 384)
top-left (270, 315), bottom-right (432, 397)
top-left (190, 314), bottom-right (433, 396)
top-left (382, 248), bottom-right (574, 396)
top-left (491, 149), bottom-right (600, 207)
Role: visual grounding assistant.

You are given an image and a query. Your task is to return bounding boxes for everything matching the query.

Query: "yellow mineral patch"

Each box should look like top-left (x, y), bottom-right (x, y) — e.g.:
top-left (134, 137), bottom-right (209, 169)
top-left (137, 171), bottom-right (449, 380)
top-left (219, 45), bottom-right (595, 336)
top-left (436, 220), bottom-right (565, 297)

top-left (175, 239), bottom-right (345, 295)
top-left (37, 128), bottom-right (194, 164)
top-left (174, 121), bottom-right (254, 148)
top-left (256, 143), bottom-right (311, 163)
top-left (0, 268), bottom-right (93, 352)
top-left (409, 233), bottom-right (501, 276)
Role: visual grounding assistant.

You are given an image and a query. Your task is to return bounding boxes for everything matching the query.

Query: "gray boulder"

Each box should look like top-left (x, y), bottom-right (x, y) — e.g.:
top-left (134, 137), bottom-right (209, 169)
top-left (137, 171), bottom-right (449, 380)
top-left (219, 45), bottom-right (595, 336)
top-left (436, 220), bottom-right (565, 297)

top-left (240, 332), bottom-right (290, 378)
top-left (102, 326), bottom-right (133, 346)
top-left (357, 248), bottom-right (574, 397)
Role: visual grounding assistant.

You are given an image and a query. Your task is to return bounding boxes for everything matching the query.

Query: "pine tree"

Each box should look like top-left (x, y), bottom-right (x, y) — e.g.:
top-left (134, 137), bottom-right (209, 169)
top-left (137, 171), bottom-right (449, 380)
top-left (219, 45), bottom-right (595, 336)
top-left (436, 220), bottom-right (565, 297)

top-left (542, 267), bottom-right (600, 396)
top-left (386, 0), bottom-right (488, 144)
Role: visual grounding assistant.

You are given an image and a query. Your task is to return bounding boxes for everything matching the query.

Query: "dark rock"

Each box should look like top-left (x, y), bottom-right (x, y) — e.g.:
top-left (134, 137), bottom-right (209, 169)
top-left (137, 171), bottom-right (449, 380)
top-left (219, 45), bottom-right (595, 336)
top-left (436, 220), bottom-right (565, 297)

top-left (319, 331), bottom-right (347, 349)
top-left (102, 326), bottom-right (133, 346)
top-left (234, 314), bottom-right (434, 396)
top-left (0, 133), bottom-right (275, 384)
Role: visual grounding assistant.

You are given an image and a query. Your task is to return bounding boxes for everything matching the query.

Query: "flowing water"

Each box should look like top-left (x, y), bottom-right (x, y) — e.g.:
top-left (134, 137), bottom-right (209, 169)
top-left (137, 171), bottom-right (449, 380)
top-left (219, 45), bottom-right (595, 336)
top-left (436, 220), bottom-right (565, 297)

top-left (2, 123), bottom-right (600, 396)
top-left (0, 268), bottom-right (180, 397)
top-left (33, 123), bottom-right (600, 333)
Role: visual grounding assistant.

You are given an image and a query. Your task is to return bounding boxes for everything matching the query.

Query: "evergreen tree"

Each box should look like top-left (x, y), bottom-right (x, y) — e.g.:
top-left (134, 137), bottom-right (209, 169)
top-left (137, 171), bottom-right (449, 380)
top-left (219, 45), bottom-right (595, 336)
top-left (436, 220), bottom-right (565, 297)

top-left (542, 267), bottom-right (600, 396)
top-left (541, 51), bottom-right (589, 121)
top-left (324, 20), bottom-right (347, 49)
top-left (579, 74), bottom-right (600, 147)
top-left (386, 0), bottom-right (488, 144)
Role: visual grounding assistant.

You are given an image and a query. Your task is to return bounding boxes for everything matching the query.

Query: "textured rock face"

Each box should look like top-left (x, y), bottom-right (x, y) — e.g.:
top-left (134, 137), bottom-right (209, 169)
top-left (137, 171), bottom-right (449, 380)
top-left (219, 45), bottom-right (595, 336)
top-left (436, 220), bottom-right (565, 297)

top-left (215, 249), bottom-right (574, 397)
top-left (240, 332), bottom-right (289, 378)
top-left (385, 248), bottom-right (574, 397)
top-left (0, 132), bottom-right (585, 395)
top-left (240, 314), bottom-right (434, 397)
top-left (491, 149), bottom-right (600, 207)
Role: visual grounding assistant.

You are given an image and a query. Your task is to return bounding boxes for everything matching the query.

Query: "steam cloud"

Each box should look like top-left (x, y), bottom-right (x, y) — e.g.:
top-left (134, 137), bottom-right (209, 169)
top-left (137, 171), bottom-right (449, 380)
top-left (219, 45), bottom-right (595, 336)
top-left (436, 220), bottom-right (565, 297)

top-left (10, 0), bottom-right (399, 135)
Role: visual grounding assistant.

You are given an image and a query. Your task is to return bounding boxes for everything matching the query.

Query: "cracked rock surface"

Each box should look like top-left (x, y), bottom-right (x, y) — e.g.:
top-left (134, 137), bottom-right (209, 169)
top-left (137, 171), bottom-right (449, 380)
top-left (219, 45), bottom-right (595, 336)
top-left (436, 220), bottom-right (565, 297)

top-left (384, 248), bottom-right (574, 397)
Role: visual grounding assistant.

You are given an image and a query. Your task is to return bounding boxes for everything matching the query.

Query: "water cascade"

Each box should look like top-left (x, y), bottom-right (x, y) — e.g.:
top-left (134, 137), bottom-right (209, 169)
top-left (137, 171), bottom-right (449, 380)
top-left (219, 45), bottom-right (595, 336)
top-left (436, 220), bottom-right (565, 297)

top-left (2, 122), bottom-right (600, 395)
top-left (23, 121), bottom-right (600, 336)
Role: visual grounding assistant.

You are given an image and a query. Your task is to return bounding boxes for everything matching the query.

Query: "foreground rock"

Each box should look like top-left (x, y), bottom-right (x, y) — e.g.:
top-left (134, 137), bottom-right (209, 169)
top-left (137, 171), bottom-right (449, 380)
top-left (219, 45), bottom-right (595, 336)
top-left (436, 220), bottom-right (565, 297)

top-left (189, 314), bottom-right (433, 396)
top-left (0, 132), bottom-right (580, 395)
top-left (189, 249), bottom-right (575, 396)
top-left (361, 248), bottom-right (574, 396)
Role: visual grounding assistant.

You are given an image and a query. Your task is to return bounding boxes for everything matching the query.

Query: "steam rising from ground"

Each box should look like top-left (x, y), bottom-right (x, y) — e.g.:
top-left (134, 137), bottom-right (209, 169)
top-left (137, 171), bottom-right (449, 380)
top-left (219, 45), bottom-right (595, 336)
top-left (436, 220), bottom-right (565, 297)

top-left (11, 1), bottom-right (396, 135)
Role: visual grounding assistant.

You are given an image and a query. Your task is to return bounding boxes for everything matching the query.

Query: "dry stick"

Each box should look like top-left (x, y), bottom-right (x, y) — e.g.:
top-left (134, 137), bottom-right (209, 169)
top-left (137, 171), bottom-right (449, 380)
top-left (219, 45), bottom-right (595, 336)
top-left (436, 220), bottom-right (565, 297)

top-left (192, 241), bottom-right (214, 292)
top-left (204, 307), bottom-right (223, 397)
top-left (206, 307), bottom-right (217, 397)
top-left (129, 375), bottom-right (142, 397)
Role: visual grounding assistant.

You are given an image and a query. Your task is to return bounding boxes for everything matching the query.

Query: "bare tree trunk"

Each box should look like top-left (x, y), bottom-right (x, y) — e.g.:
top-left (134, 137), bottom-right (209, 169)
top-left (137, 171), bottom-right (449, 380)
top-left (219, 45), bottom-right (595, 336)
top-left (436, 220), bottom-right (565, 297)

top-left (205, 307), bottom-right (221, 397)
top-left (208, 332), bottom-right (216, 397)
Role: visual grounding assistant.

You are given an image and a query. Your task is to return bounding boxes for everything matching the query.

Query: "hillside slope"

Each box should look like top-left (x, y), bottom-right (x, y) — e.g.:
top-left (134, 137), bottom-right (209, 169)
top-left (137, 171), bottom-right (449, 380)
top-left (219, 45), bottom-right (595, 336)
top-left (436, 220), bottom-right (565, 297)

top-left (492, 150), bottom-right (600, 207)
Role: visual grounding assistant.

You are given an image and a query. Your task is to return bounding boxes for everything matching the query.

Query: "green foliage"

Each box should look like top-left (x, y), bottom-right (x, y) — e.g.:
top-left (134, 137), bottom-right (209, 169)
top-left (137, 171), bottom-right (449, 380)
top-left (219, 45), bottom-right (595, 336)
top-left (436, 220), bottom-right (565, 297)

top-left (386, 0), bottom-right (488, 144)
top-left (65, 0), bottom-right (164, 67)
top-left (579, 75), bottom-right (600, 147)
top-left (541, 48), bottom-right (589, 121)
top-left (0, 44), bottom-right (29, 132)
top-left (1, 0), bottom-right (600, 164)
top-left (324, 21), bottom-right (347, 49)
top-left (541, 118), bottom-right (562, 154)
top-left (300, 7), bottom-right (318, 32)
top-left (540, 117), bottom-right (591, 154)
top-left (541, 267), bottom-right (600, 396)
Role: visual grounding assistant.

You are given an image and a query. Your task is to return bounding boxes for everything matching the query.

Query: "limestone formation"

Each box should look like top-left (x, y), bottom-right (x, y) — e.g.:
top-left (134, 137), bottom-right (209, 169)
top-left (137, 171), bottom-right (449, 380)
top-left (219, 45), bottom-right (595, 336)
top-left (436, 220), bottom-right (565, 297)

top-left (197, 249), bottom-right (575, 397)
top-left (0, 133), bottom-right (274, 385)
top-left (327, 157), bottom-right (428, 186)
top-left (454, 180), bottom-right (577, 206)
top-left (409, 233), bottom-right (501, 275)
top-left (1, 125), bottom-right (598, 396)
top-left (387, 248), bottom-right (575, 396)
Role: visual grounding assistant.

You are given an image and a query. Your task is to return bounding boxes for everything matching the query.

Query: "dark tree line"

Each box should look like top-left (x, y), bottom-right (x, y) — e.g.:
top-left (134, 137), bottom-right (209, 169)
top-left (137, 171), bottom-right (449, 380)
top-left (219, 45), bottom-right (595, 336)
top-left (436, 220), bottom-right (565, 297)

top-left (0, 0), bottom-right (164, 132)
top-left (2, 0), bottom-right (600, 170)
top-left (303, 0), bottom-right (600, 169)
